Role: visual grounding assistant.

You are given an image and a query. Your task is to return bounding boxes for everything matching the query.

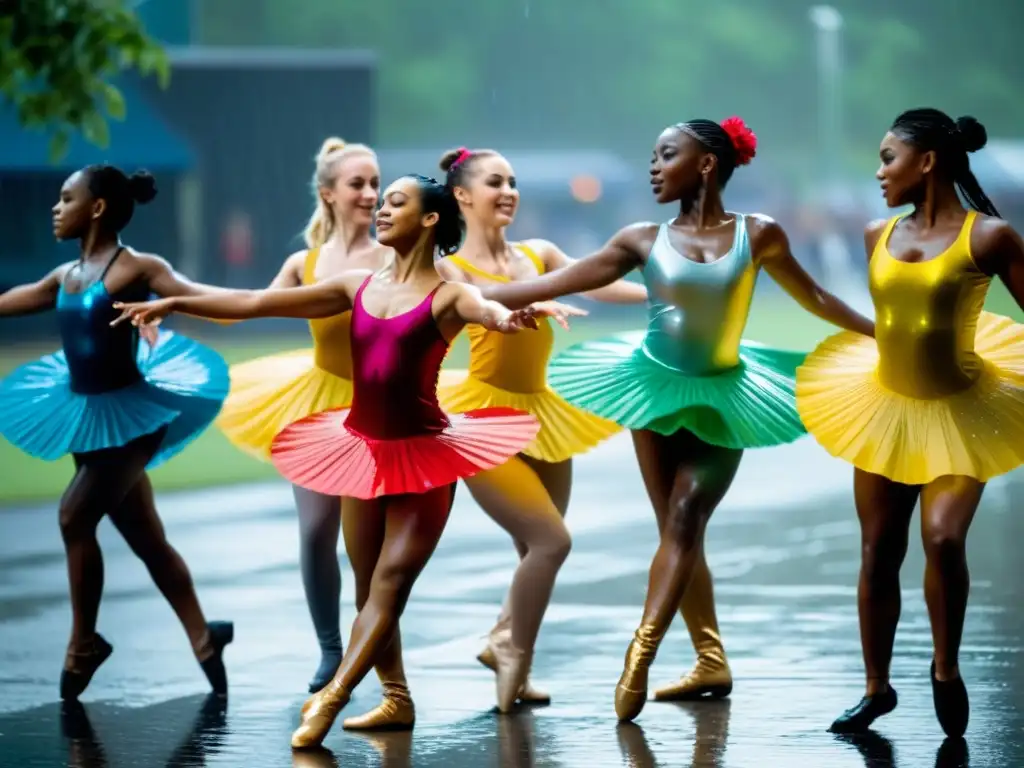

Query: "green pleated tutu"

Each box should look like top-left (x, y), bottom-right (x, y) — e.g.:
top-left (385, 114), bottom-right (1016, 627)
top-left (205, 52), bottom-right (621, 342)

top-left (546, 331), bottom-right (808, 449)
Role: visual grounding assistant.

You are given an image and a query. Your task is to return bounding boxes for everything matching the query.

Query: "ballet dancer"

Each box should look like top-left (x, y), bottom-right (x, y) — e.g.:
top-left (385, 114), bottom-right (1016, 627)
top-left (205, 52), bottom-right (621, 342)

top-left (111, 172), bottom-right (581, 748)
top-left (432, 145), bottom-right (646, 710)
top-left (471, 117), bottom-right (874, 721)
top-left (215, 137), bottom-right (392, 695)
top-left (0, 165), bottom-right (233, 700)
top-left (797, 108), bottom-right (1024, 738)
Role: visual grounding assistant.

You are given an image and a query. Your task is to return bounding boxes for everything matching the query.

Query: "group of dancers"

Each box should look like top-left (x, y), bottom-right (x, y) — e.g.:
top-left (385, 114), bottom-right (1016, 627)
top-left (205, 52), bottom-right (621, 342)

top-left (1, 105), bottom-right (1022, 750)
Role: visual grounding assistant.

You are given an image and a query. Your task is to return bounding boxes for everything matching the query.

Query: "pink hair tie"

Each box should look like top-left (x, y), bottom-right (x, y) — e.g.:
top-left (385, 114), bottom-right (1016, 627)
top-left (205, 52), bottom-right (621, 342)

top-left (452, 147), bottom-right (473, 168)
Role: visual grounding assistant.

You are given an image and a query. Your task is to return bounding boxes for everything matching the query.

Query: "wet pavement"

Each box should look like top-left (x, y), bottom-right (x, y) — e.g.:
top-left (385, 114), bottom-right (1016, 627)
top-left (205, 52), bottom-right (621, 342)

top-left (0, 433), bottom-right (1021, 766)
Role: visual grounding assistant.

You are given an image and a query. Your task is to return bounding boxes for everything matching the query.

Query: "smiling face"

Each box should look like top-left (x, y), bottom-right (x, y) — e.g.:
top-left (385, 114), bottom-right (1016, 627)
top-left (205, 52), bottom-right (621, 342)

top-left (649, 126), bottom-right (712, 204)
top-left (320, 152), bottom-right (380, 228)
top-left (52, 171), bottom-right (101, 240)
top-left (374, 177), bottom-right (437, 248)
top-left (876, 131), bottom-right (935, 208)
top-left (452, 153), bottom-right (519, 227)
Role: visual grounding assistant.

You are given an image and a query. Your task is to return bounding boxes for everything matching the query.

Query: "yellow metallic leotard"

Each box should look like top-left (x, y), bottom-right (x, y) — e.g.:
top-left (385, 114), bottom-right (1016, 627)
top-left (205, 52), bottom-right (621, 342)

top-left (797, 211), bottom-right (1024, 484)
top-left (216, 248), bottom-right (356, 459)
top-left (437, 244), bottom-right (620, 462)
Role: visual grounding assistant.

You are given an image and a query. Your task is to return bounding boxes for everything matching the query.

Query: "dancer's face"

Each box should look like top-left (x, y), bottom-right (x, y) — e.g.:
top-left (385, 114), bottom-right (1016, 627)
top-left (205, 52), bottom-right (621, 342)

top-left (52, 171), bottom-right (100, 241)
top-left (375, 177), bottom-right (435, 247)
top-left (877, 131), bottom-right (931, 208)
top-left (454, 154), bottom-right (519, 228)
top-left (650, 127), bottom-right (710, 205)
top-left (320, 153), bottom-right (380, 229)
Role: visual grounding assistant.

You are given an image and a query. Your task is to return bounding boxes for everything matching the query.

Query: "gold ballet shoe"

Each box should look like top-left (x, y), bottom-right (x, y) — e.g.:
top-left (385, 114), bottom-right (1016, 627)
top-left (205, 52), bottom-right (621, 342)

top-left (342, 682), bottom-right (415, 731)
top-left (654, 558), bottom-right (733, 701)
top-left (615, 625), bottom-right (662, 722)
top-left (478, 643), bottom-right (551, 704)
top-left (291, 679), bottom-right (351, 749)
top-left (490, 628), bottom-right (533, 713)
top-left (652, 652), bottom-right (733, 701)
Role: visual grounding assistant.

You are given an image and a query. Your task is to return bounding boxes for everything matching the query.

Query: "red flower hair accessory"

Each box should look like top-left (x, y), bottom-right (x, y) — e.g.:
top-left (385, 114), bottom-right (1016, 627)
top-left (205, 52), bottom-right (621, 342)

top-left (721, 117), bottom-right (757, 166)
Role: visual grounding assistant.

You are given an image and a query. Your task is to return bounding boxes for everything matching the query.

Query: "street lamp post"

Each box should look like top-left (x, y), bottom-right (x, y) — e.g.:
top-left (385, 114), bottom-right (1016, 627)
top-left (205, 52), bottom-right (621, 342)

top-left (809, 6), bottom-right (843, 185)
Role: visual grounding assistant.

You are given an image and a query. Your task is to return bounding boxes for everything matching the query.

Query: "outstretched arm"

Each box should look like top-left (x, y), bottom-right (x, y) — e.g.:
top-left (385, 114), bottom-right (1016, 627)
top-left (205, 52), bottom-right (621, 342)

top-left (0, 265), bottom-right (67, 317)
top-left (530, 239), bottom-right (647, 304)
top-left (438, 282), bottom-right (584, 340)
top-left (113, 272), bottom-right (365, 328)
top-left (481, 225), bottom-right (648, 309)
top-left (755, 217), bottom-right (875, 337)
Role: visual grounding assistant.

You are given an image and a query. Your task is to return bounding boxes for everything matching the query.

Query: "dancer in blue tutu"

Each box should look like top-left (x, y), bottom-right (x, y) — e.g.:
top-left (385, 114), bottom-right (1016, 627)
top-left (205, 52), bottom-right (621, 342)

top-left (0, 165), bottom-right (234, 700)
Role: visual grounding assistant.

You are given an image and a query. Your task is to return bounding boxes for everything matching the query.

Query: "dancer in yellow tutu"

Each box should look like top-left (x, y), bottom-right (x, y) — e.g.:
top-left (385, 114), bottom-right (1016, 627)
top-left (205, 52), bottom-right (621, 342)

top-left (430, 147), bottom-right (645, 712)
top-left (214, 138), bottom-right (393, 697)
top-left (797, 108), bottom-right (1024, 738)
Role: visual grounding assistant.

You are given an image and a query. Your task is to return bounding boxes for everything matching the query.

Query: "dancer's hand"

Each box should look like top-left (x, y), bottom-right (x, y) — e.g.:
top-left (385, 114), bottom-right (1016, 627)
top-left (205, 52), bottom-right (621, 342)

top-left (111, 297), bottom-right (177, 328)
top-left (139, 323), bottom-right (160, 346)
top-left (528, 300), bottom-right (588, 330)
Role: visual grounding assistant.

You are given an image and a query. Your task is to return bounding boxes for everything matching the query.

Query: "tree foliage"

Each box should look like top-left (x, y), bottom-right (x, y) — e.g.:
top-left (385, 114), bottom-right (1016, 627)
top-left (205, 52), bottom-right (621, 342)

top-left (0, 0), bottom-right (170, 161)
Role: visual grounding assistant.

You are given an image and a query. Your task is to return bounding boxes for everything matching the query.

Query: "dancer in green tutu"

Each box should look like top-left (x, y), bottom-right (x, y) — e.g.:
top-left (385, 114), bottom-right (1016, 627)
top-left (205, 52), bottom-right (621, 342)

top-left (481, 116), bottom-right (875, 721)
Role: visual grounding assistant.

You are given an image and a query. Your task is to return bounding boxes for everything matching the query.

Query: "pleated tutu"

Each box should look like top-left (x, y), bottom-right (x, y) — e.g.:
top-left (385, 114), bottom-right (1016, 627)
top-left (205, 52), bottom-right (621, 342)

top-left (546, 331), bottom-right (807, 449)
top-left (436, 369), bottom-right (621, 462)
top-left (215, 349), bottom-right (355, 460)
top-left (270, 406), bottom-right (541, 499)
top-left (0, 330), bottom-right (228, 468)
top-left (796, 311), bottom-right (1024, 485)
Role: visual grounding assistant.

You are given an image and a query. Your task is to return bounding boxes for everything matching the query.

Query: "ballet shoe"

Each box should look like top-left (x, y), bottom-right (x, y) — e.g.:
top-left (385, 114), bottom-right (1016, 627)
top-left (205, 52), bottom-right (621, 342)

top-left (292, 678), bottom-right (351, 749)
top-left (615, 625), bottom-right (662, 722)
top-left (931, 661), bottom-right (969, 738)
top-left (490, 627), bottom-right (533, 713)
top-left (828, 685), bottom-right (898, 733)
top-left (196, 621), bottom-right (234, 697)
top-left (60, 634), bottom-right (114, 701)
top-left (652, 655), bottom-right (733, 701)
top-left (477, 643), bottom-right (551, 704)
top-left (308, 647), bottom-right (343, 694)
top-left (342, 682), bottom-right (415, 731)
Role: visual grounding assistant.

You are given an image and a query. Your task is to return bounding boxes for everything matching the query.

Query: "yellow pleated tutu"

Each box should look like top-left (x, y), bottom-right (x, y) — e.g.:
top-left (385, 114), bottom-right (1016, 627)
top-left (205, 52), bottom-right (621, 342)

top-left (796, 311), bottom-right (1024, 485)
top-left (216, 349), bottom-right (354, 461)
top-left (437, 369), bottom-right (621, 463)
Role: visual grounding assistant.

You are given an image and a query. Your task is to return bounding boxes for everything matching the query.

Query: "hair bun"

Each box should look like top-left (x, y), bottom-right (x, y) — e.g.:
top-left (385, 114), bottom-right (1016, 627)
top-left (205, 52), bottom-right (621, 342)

top-left (128, 170), bottom-right (157, 204)
top-left (438, 147), bottom-right (466, 173)
top-left (318, 137), bottom-right (346, 158)
top-left (955, 116), bottom-right (987, 153)
top-left (720, 117), bottom-right (757, 166)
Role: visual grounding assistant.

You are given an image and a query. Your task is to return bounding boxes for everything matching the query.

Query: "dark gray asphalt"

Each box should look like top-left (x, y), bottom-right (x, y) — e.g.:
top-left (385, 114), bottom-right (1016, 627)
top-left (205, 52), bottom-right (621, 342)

top-left (0, 435), bottom-right (1020, 766)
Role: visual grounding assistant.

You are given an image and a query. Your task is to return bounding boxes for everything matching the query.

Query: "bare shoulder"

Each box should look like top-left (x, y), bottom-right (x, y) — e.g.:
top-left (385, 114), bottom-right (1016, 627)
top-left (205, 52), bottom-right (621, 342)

top-left (435, 256), bottom-right (467, 282)
top-left (971, 213), bottom-right (1023, 265)
top-left (742, 213), bottom-right (788, 249)
top-left (856, 217), bottom-right (891, 263)
top-left (123, 248), bottom-right (172, 276)
top-left (615, 221), bottom-right (661, 254)
top-left (284, 248), bottom-right (310, 269)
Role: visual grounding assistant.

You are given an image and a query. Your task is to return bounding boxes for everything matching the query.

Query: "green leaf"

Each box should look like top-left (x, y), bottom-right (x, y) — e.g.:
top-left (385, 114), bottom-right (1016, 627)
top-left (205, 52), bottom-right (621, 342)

top-left (81, 108), bottom-right (109, 148)
top-left (48, 130), bottom-right (69, 164)
top-left (100, 81), bottom-right (125, 120)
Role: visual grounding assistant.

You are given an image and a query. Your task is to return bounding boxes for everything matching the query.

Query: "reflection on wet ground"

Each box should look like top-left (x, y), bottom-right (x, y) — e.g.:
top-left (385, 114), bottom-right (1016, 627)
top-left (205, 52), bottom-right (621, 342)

top-left (0, 435), bottom-right (1021, 766)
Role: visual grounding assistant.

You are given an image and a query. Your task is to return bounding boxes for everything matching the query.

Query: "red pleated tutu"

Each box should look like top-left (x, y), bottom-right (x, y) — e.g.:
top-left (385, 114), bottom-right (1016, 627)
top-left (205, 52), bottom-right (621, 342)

top-left (269, 406), bottom-right (540, 498)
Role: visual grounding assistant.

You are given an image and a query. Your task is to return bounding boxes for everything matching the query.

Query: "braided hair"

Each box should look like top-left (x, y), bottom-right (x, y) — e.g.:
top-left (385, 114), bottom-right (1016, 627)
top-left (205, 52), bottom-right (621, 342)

top-left (890, 108), bottom-right (999, 217)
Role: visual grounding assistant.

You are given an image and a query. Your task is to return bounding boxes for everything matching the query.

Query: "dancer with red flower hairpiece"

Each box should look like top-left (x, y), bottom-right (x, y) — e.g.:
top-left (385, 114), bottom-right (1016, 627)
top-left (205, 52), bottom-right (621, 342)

top-left (472, 117), bottom-right (875, 721)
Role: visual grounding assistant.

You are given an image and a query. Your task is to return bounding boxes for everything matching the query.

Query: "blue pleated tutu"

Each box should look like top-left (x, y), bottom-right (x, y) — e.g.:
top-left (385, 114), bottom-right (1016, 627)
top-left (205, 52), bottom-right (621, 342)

top-left (0, 330), bottom-right (229, 468)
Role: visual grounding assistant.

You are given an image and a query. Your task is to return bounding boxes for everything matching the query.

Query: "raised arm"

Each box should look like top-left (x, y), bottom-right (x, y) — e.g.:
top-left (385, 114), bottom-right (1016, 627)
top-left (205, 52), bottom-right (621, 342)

top-left (113, 271), bottom-right (366, 328)
top-left (529, 239), bottom-right (648, 304)
top-left (753, 216), bottom-right (875, 338)
top-left (480, 224), bottom-right (649, 309)
top-left (0, 265), bottom-right (68, 317)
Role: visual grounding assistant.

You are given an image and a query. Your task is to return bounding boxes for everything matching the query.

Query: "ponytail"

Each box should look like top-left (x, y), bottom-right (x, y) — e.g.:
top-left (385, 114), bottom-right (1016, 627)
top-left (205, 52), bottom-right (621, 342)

top-left (302, 137), bottom-right (377, 248)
